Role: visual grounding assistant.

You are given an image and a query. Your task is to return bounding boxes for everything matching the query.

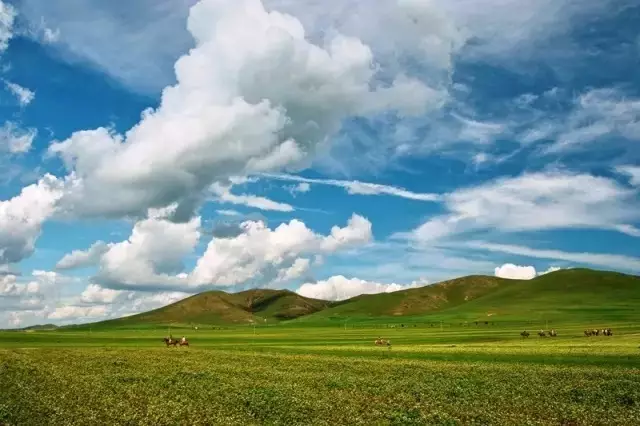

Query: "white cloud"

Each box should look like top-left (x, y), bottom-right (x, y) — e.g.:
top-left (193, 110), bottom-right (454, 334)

top-left (0, 274), bottom-right (41, 296)
top-left (42, 26), bottom-right (60, 43)
top-left (95, 215), bottom-right (201, 290)
top-left (494, 263), bottom-right (536, 280)
top-left (191, 213), bottom-right (372, 287)
top-left (535, 89), bottom-right (640, 153)
top-left (0, 122), bottom-right (37, 154)
top-left (263, 173), bottom-right (440, 201)
top-left (216, 209), bottom-right (241, 216)
top-left (4, 81), bottom-right (36, 107)
top-left (210, 182), bottom-right (293, 212)
top-left (286, 182), bottom-right (310, 196)
top-left (616, 165), bottom-right (640, 187)
top-left (274, 257), bottom-right (310, 282)
top-left (80, 284), bottom-right (122, 304)
top-left (48, 305), bottom-right (108, 320)
top-left (0, 0), bottom-right (15, 52)
top-left (47, 0), bottom-right (443, 221)
top-left (539, 266), bottom-right (561, 275)
top-left (56, 241), bottom-right (111, 270)
top-left (0, 175), bottom-right (65, 266)
top-left (410, 171), bottom-right (640, 241)
top-left (467, 242), bottom-right (640, 273)
top-left (296, 274), bottom-right (422, 301)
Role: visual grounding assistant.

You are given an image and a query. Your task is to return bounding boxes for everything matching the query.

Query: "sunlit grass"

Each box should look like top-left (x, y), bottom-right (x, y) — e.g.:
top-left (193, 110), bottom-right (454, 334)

top-left (1, 325), bottom-right (639, 425)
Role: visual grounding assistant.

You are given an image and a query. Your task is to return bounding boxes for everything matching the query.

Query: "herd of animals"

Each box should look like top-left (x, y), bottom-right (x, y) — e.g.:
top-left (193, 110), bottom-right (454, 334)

top-left (162, 327), bottom-right (615, 347)
top-left (520, 328), bottom-right (613, 338)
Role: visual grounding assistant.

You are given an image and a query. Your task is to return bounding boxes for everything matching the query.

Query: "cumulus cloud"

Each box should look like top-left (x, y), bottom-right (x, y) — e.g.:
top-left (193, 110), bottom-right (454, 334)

top-left (494, 263), bottom-right (536, 280)
top-left (409, 171), bottom-right (640, 242)
top-left (94, 215), bottom-right (201, 290)
top-left (191, 213), bottom-right (372, 287)
top-left (296, 275), bottom-right (423, 301)
top-left (0, 122), bottom-right (37, 154)
top-left (79, 284), bottom-right (122, 304)
top-left (56, 211), bottom-right (371, 291)
top-left (56, 241), bottom-right (111, 270)
top-left (0, 1), bottom-right (15, 52)
top-left (47, 0), bottom-right (443, 222)
top-left (4, 81), bottom-right (36, 107)
top-left (48, 305), bottom-right (108, 320)
top-left (274, 257), bottom-right (310, 282)
top-left (263, 173), bottom-right (440, 201)
top-left (0, 175), bottom-right (65, 266)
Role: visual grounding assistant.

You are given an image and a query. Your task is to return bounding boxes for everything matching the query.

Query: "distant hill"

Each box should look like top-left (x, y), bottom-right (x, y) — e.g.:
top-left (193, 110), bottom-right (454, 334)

top-left (20, 323), bottom-right (59, 331)
top-left (73, 268), bottom-right (640, 328)
top-left (89, 289), bottom-right (330, 328)
top-left (300, 268), bottom-right (640, 324)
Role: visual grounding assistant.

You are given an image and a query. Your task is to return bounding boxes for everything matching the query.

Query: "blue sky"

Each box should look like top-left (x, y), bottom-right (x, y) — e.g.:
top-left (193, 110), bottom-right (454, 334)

top-left (1, 0), bottom-right (639, 328)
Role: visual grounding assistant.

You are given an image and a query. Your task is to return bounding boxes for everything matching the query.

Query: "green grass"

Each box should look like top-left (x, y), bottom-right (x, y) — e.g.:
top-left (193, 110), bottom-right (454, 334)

top-left (3, 269), bottom-right (639, 424)
top-left (1, 323), bottom-right (639, 425)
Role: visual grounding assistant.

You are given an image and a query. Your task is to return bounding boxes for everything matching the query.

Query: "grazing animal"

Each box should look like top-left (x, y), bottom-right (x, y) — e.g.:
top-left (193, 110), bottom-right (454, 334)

top-left (603, 328), bottom-right (613, 336)
top-left (549, 329), bottom-right (557, 337)
top-left (179, 336), bottom-right (189, 347)
top-left (375, 337), bottom-right (391, 349)
top-left (538, 330), bottom-right (547, 337)
top-left (584, 330), bottom-right (592, 337)
top-left (521, 330), bottom-right (530, 338)
top-left (163, 336), bottom-right (179, 347)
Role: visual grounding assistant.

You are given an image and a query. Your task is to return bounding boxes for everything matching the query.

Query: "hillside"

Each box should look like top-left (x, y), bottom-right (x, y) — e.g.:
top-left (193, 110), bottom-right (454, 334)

top-left (90, 289), bottom-right (329, 328)
top-left (75, 268), bottom-right (640, 328)
top-left (299, 268), bottom-right (640, 324)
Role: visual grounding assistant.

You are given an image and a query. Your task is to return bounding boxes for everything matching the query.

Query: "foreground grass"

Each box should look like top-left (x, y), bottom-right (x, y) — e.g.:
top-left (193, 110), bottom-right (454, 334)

top-left (1, 326), bottom-right (639, 425)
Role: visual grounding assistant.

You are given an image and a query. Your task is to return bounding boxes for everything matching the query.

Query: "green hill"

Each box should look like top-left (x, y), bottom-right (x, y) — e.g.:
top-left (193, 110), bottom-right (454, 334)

top-left (89, 289), bottom-right (330, 328)
top-left (298, 268), bottom-right (640, 324)
top-left (74, 268), bottom-right (640, 328)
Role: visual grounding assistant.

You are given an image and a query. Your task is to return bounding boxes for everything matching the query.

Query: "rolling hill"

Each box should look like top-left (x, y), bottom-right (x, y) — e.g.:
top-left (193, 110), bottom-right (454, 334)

top-left (77, 268), bottom-right (640, 328)
top-left (88, 289), bottom-right (330, 328)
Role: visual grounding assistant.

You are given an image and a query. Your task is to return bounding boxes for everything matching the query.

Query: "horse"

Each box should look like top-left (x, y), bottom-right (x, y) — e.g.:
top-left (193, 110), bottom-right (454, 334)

top-left (520, 330), bottom-right (530, 338)
top-left (538, 330), bottom-right (547, 337)
top-left (375, 338), bottom-right (391, 349)
top-left (549, 329), bottom-right (557, 337)
top-left (179, 336), bottom-right (189, 347)
top-left (163, 336), bottom-right (179, 347)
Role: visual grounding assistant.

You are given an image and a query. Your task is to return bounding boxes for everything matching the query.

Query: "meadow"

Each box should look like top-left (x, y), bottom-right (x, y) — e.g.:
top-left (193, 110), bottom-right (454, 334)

top-left (1, 322), bottom-right (639, 425)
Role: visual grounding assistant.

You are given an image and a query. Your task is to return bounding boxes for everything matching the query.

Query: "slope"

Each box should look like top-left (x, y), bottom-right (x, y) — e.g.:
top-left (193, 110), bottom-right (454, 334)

top-left (88, 289), bottom-right (329, 328)
top-left (297, 268), bottom-right (640, 324)
top-left (297, 275), bottom-right (518, 321)
top-left (439, 268), bottom-right (640, 323)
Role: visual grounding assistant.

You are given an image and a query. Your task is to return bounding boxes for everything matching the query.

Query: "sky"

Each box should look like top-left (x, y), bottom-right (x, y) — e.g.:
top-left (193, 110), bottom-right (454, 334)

top-left (0, 0), bottom-right (639, 328)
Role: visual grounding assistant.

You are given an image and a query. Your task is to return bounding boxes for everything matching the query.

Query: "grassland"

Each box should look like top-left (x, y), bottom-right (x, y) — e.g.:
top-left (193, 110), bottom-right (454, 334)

top-left (2, 269), bottom-right (639, 425)
top-left (1, 322), bottom-right (639, 425)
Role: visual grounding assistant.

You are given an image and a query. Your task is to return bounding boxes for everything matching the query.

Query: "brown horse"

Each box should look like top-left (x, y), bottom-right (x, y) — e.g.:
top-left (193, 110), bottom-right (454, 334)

top-left (163, 336), bottom-right (179, 347)
top-left (179, 336), bottom-right (189, 347)
top-left (375, 338), bottom-right (391, 349)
